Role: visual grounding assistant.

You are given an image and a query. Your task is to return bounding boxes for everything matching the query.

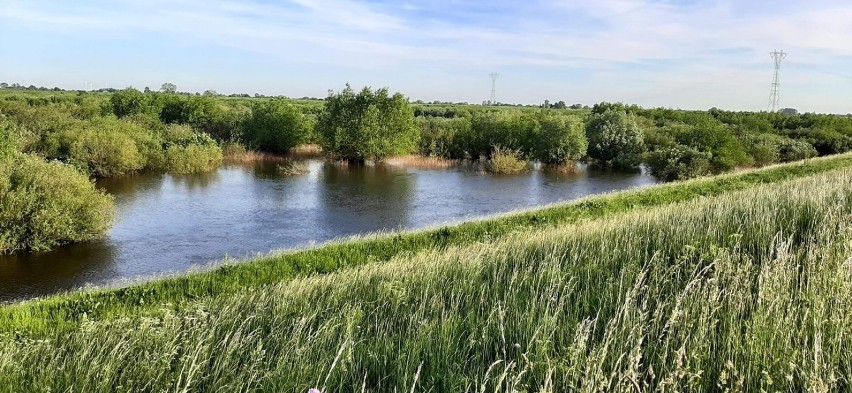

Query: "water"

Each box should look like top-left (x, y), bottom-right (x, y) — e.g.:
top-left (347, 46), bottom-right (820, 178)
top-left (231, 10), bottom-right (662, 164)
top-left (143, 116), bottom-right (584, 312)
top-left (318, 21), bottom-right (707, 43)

top-left (0, 160), bottom-right (657, 301)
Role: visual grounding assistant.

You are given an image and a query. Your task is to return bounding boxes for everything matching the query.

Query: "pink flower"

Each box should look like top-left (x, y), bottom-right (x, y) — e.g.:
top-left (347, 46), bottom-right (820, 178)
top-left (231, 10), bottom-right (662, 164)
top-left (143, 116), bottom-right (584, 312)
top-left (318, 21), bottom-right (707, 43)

top-left (308, 389), bottom-right (322, 393)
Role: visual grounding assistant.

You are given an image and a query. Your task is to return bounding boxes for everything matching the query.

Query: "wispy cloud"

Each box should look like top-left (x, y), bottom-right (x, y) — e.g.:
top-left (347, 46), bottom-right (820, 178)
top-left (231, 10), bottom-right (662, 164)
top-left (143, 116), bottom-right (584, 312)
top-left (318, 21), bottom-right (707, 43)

top-left (1, 0), bottom-right (850, 112)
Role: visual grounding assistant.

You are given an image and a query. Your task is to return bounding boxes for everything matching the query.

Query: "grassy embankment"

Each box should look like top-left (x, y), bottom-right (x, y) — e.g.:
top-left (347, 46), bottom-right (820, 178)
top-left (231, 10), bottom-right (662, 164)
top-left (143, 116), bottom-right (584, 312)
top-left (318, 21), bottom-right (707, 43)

top-left (0, 153), bottom-right (850, 334)
top-left (1, 155), bottom-right (851, 391)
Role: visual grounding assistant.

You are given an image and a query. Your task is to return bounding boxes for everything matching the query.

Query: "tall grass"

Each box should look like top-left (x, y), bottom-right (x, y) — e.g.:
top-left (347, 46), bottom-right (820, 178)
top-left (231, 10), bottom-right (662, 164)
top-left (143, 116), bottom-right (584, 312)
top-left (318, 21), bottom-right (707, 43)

top-left (1, 168), bottom-right (850, 391)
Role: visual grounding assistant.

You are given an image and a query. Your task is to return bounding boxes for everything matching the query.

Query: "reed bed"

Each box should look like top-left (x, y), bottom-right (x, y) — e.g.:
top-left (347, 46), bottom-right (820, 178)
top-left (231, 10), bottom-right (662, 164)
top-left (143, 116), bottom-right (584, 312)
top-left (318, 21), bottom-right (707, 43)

top-left (385, 154), bottom-right (461, 169)
top-left (1, 166), bottom-right (851, 391)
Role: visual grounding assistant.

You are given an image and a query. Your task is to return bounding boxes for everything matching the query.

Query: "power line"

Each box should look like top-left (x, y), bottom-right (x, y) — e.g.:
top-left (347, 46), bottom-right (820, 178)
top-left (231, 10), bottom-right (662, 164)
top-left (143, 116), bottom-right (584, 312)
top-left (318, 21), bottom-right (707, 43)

top-left (767, 50), bottom-right (787, 112)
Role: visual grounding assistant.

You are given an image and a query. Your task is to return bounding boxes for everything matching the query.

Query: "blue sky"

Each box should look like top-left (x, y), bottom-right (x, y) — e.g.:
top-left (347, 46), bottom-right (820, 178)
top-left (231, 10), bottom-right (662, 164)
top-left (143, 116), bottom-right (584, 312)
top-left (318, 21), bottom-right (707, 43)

top-left (1, 0), bottom-right (851, 113)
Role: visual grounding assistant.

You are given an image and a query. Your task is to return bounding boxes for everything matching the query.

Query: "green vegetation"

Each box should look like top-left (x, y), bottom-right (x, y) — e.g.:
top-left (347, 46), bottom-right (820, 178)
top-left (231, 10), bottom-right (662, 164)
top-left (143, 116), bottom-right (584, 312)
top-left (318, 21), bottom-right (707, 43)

top-left (316, 85), bottom-right (419, 162)
top-left (2, 158), bottom-right (851, 391)
top-left (2, 153), bottom-right (851, 336)
top-left (3, 86), bottom-right (852, 254)
top-left (585, 108), bottom-right (646, 169)
top-left (242, 99), bottom-right (311, 153)
top-left (486, 146), bottom-right (529, 174)
top-left (0, 154), bottom-right (114, 254)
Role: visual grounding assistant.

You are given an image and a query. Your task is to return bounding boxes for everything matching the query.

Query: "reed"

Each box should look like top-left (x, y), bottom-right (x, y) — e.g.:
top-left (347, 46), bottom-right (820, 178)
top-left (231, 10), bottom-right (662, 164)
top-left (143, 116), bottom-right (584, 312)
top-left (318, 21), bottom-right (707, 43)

top-left (385, 154), bottom-right (461, 169)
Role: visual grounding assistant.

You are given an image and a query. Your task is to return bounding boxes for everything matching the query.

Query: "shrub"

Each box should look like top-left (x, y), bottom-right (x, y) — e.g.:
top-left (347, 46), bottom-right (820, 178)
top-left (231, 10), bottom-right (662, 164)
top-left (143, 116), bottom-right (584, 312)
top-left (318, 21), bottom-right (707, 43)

top-left (531, 112), bottom-right (587, 165)
top-left (780, 127), bottom-right (852, 155)
top-left (69, 127), bottom-right (146, 177)
top-left (585, 109), bottom-right (646, 169)
top-left (157, 95), bottom-right (219, 125)
top-left (778, 138), bottom-right (818, 162)
top-left (0, 119), bottom-right (17, 160)
top-left (158, 124), bottom-right (222, 174)
top-left (108, 88), bottom-right (147, 118)
top-left (486, 146), bottom-right (529, 174)
top-left (417, 117), bottom-right (470, 159)
top-left (242, 100), bottom-right (309, 153)
top-left (671, 118), bottom-right (750, 171)
top-left (0, 154), bottom-right (114, 253)
top-left (646, 144), bottom-right (713, 181)
top-left (317, 85), bottom-right (418, 162)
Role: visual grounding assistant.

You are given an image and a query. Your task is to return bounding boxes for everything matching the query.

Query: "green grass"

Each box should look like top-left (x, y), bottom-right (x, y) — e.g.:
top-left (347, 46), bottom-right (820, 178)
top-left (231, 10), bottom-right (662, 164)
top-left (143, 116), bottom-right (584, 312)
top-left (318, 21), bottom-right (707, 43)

top-left (1, 163), bottom-right (851, 391)
top-left (2, 154), bottom-right (852, 339)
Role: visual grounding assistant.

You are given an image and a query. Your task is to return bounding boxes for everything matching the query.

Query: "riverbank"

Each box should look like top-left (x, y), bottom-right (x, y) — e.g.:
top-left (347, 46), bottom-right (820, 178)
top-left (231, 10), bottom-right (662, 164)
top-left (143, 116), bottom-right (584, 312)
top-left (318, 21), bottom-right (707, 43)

top-left (2, 154), bottom-right (851, 391)
top-left (1, 153), bottom-right (851, 334)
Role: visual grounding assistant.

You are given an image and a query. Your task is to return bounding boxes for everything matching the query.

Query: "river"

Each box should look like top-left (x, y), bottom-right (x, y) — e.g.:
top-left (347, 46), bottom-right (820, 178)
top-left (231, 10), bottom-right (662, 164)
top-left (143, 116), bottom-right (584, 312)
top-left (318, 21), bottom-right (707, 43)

top-left (0, 160), bottom-right (658, 301)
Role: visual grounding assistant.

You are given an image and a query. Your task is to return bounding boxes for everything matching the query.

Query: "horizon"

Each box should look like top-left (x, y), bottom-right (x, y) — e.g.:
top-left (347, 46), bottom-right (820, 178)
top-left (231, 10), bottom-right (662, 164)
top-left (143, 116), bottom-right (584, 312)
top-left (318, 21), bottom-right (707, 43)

top-left (2, 0), bottom-right (852, 113)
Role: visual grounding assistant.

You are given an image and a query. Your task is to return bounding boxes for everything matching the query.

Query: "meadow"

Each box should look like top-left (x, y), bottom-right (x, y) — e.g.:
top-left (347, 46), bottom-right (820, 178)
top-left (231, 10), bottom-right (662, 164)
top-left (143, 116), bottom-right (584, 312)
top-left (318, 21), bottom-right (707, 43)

top-left (0, 154), bottom-right (850, 391)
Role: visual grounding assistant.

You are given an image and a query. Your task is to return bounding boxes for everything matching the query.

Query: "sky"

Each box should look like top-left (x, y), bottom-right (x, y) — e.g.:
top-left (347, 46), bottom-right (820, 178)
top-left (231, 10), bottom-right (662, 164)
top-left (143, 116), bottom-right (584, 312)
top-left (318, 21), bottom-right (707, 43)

top-left (1, 0), bottom-right (851, 113)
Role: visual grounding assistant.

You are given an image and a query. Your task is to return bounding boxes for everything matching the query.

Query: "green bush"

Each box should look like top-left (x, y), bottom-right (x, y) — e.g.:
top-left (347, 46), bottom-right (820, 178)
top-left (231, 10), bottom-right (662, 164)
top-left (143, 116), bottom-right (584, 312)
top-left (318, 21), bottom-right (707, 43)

top-left (317, 85), bottom-right (418, 162)
top-left (778, 138), bottom-right (817, 162)
top-left (646, 144), bottom-right (713, 181)
top-left (486, 146), bottom-right (529, 174)
top-left (585, 109), bottom-right (646, 168)
top-left (531, 112), bottom-right (587, 164)
top-left (417, 116), bottom-right (470, 159)
top-left (68, 127), bottom-right (146, 177)
top-left (0, 120), bottom-right (17, 160)
top-left (670, 118), bottom-right (750, 171)
top-left (108, 88), bottom-right (147, 118)
top-left (158, 124), bottom-right (222, 173)
top-left (0, 154), bottom-right (114, 253)
top-left (242, 100), bottom-right (310, 153)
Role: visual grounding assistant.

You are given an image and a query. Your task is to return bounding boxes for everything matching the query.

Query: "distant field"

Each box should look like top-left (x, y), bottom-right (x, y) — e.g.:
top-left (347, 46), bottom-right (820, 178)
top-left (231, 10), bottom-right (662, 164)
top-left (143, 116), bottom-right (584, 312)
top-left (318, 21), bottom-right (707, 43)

top-left (1, 154), bottom-right (851, 391)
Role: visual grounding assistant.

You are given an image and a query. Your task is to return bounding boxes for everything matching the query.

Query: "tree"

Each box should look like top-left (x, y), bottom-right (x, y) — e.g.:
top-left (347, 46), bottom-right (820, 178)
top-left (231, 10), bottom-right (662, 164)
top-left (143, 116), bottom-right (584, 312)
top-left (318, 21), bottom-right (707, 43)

top-left (585, 109), bottom-right (646, 169)
top-left (532, 113), bottom-right (587, 165)
top-left (242, 100), bottom-right (310, 153)
top-left (160, 83), bottom-right (177, 93)
top-left (316, 85), bottom-right (418, 162)
top-left (0, 83), bottom-right (7, 89)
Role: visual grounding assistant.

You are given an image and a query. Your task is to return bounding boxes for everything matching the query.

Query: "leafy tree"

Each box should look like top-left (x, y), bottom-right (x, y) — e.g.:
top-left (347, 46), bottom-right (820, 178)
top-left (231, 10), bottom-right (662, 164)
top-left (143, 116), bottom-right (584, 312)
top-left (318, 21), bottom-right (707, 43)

top-left (317, 85), bottom-right (418, 162)
top-left (160, 83), bottom-right (177, 93)
top-left (242, 100), bottom-right (310, 153)
top-left (531, 113), bottom-right (587, 164)
top-left (585, 109), bottom-right (646, 169)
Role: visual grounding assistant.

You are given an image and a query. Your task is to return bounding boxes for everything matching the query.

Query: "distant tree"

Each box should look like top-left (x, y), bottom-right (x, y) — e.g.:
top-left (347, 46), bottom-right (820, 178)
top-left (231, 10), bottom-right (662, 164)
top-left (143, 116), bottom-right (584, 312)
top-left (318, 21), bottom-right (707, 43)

top-left (144, 86), bottom-right (151, 93)
top-left (203, 90), bottom-right (218, 97)
top-left (160, 83), bottom-right (177, 93)
top-left (585, 109), bottom-right (646, 169)
top-left (570, 103), bottom-right (583, 109)
top-left (316, 85), bottom-right (418, 162)
top-left (0, 83), bottom-right (7, 89)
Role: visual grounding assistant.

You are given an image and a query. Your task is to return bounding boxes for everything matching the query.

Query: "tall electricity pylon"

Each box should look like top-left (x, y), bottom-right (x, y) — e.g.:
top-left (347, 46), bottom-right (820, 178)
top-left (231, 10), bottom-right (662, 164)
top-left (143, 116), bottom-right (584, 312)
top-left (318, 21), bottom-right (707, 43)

top-left (768, 50), bottom-right (787, 112)
top-left (489, 73), bottom-right (499, 105)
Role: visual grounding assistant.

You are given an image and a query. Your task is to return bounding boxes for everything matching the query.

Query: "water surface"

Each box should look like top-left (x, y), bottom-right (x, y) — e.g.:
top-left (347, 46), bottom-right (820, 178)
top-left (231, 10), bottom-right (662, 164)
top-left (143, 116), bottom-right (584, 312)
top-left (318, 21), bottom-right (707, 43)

top-left (0, 160), bottom-right (657, 301)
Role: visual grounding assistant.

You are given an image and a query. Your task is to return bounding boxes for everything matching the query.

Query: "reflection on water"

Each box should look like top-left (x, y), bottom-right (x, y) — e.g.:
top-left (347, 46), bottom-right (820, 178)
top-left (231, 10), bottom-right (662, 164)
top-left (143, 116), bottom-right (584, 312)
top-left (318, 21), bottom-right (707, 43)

top-left (0, 160), bottom-right (657, 301)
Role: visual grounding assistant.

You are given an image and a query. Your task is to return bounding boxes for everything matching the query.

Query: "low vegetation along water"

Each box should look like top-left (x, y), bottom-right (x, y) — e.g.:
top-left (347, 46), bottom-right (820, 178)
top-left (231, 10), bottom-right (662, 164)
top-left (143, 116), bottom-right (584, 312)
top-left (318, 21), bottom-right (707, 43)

top-left (0, 160), bottom-right (655, 300)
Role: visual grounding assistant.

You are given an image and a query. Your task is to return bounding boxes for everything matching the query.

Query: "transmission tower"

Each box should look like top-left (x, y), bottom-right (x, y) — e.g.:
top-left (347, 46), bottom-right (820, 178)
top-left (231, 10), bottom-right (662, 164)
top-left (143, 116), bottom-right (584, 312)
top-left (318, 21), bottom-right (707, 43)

top-left (767, 50), bottom-right (786, 112)
top-left (489, 73), bottom-right (499, 105)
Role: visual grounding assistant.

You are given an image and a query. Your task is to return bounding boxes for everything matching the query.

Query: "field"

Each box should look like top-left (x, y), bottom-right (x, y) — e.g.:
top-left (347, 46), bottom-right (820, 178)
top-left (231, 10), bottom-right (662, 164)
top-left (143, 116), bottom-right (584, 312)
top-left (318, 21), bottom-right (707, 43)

top-left (1, 154), bottom-right (852, 391)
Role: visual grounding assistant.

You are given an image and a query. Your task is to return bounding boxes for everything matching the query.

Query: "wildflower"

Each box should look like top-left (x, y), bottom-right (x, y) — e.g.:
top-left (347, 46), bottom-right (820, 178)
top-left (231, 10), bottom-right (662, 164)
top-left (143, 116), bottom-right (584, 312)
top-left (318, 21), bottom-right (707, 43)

top-left (308, 389), bottom-right (322, 393)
